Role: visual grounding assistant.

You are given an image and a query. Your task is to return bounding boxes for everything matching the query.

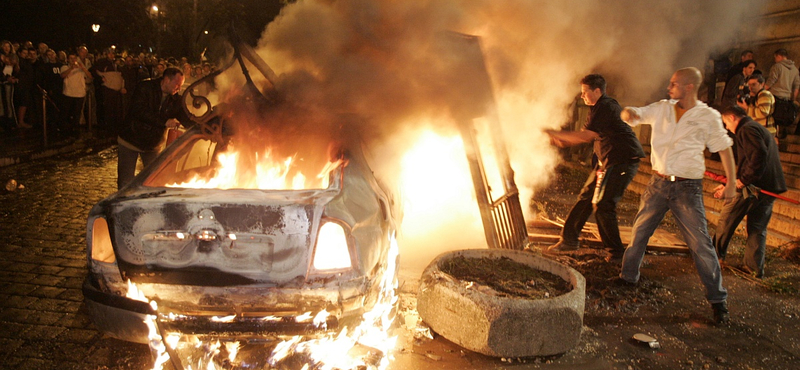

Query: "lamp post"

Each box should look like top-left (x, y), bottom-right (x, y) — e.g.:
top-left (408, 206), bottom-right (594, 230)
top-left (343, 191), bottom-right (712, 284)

top-left (90, 24), bottom-right (99, 52)
top-left (150, 4), bottom-right (160, 53)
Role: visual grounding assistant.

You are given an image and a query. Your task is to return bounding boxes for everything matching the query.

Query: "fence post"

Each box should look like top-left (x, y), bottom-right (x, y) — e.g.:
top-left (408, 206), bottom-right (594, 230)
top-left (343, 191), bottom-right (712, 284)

top-left (41, 90), bottom-right (48, 147)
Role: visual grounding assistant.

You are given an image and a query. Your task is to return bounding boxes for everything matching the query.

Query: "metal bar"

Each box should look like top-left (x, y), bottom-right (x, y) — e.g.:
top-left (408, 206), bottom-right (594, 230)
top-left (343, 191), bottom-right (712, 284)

top-left (704, 171), bottom-right (799, 204)
top-left (42, 92), bottom-right (47, 146)
top-left (457, 117), bottom-right (500, 249)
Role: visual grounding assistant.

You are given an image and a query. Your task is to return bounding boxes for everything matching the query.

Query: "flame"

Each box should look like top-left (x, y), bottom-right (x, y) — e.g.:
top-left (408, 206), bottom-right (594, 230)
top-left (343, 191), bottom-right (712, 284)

top-left (126, 280), bottom-right (170, 370)
top-left (125, 232), bottom-right (399, 370)
top-left (268, 232), bottom-right (400, 369)
top-left (165, 145), bottom-right (342, 190)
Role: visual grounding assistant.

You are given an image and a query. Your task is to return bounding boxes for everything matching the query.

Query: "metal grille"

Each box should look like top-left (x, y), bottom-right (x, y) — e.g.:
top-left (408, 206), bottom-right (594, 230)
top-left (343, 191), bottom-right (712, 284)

top-left (445, 33), bottom-right (528, 250)
top-left (490, 193), bottom-right (528, 250)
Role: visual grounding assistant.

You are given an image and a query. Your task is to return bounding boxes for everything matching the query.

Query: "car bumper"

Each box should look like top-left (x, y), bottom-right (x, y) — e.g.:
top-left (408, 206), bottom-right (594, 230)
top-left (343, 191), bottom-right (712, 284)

top-left (82, 276), bottom-right (367, 344)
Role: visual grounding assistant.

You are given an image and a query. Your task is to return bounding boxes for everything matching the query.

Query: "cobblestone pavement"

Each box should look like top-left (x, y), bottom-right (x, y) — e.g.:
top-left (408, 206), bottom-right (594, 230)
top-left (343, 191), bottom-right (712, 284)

top-left (0, 146), bottom-right (151, 370)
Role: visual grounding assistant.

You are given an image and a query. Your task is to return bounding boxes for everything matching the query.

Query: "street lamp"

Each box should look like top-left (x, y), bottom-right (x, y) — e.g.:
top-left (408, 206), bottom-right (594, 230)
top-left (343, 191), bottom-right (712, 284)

top-left (150, 4), bottom-right (161, 53)
top-left (90, 24), bottom-right (100, 53)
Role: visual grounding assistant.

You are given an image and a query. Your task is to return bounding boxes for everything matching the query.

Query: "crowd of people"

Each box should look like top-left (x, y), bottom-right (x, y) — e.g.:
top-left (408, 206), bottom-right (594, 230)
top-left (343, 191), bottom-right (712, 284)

top-left (0, 40), bottom-right (216, 137)
top-left (715, 48), bottom-right (800, 141)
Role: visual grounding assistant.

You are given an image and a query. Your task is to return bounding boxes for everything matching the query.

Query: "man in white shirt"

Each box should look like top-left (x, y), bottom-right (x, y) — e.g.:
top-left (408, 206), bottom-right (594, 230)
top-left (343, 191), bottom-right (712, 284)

top-left (619, 67), bottom-right (737, 325)
top-left (60, 53), bottom-right (92, 134)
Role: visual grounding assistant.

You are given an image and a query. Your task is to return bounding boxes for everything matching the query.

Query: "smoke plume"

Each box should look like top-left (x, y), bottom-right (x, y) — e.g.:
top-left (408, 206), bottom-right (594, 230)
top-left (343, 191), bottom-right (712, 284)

top-left (234, 0), bottom-right (761, 271)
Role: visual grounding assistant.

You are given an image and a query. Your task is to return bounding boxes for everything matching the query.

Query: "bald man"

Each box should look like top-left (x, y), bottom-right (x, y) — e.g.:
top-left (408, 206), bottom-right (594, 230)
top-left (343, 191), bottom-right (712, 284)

top-left (618, 67), bottom-right (737, 325)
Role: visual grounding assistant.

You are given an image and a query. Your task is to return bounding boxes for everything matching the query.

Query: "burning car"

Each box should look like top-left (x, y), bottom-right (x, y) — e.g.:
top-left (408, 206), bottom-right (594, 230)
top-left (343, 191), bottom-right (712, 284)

top-left (82, 47), bottom-right (400, 345)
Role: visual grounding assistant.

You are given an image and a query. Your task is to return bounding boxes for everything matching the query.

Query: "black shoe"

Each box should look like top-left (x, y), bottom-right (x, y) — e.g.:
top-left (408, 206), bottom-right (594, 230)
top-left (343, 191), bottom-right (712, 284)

top-left (546, 240), bottom-right (580, 254)
top-left (712, 302), bottom-right (729, 324)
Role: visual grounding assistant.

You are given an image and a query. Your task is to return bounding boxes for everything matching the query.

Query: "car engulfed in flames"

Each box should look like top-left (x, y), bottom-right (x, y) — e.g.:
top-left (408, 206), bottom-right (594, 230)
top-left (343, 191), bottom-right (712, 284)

top-left (82, 104), bottom-right (401, 344)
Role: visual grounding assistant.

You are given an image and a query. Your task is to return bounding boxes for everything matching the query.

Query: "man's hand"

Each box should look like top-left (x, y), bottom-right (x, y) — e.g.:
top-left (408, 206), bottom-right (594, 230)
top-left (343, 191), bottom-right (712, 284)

top-left (712, 184), bottom-right (725, 199)
top-left (546, 130), bottom-right (566, 148)
top-left (736, 99), bottom-right (747, 110)
top-left (165, 118), bottom-right (181, 129)
top-left (620, 108), bottom-right (640, 123)
top-left (722, 183), bottom-right (737, 203)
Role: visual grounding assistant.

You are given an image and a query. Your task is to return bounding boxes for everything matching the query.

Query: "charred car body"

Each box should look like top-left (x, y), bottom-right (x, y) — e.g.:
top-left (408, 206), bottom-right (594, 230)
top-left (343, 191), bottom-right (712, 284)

top-left (82, 43), bottom-right (400, 344)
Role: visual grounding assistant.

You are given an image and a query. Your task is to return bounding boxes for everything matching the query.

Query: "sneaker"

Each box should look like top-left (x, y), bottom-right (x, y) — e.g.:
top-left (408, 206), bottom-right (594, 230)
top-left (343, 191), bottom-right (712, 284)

top-left (546, 240), bottom-right (579, 253)
top-left (712, 302), bottom-right (729, 324)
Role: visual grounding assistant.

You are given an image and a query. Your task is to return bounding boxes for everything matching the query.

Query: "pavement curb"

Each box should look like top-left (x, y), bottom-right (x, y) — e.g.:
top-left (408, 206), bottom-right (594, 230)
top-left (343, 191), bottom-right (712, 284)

top-left (0, 136), bottom-right (116, 168)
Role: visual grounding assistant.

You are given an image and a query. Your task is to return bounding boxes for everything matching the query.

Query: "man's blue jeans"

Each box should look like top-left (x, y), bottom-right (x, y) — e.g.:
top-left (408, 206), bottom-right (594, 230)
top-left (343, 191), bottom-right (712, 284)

top-left (713, 191), bottom-right (776, 277)
top-left (621, 177), bottom-right (727, 303)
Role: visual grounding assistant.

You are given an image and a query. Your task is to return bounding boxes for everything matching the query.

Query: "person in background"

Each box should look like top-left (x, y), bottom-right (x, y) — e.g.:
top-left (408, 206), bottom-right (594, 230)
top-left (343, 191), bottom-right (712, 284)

top-left (120, 55), bottom-right (143, 120)
top-left (60, 52), bottom-right (92, 134)
top-left (544, 74), bottom-right (645, 263)
top-left (726, 50), bottom-right (755, 84)
top-left (153, 62), bottom-right (166, 78)
top-left (117, 67), bottom-right (191, 189)
top-left (77, 45), bottom-right (94, 128)
top-left (93, 49), bottom-right (125, 137)
top-left (38, 49), bottom-right (64, 131)
top-left (619, 67), bottom-right (737, 325)
top-left (181, 62), bottom-right (195, 90)
top-left (765, 48), bottom-right (800, 138)
top-left (13, 48), bottom-right (34, 128)
top-left (56, 50), bottom-right (67, 65)
top-left (1, 41), bottom-right (18, 132)
top-left (739, 74), bottom-right (776, 138)
top-left (721, 60), bottom-right (756, 108)
top-left (36, 43), bottom-right (48, 63)
top-left (713, 105), bottom-right (786, 279)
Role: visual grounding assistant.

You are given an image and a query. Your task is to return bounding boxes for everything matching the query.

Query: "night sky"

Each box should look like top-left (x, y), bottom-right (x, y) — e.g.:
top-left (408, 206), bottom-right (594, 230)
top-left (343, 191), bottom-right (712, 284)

top-left (1, 0), bottom-right (285, 60)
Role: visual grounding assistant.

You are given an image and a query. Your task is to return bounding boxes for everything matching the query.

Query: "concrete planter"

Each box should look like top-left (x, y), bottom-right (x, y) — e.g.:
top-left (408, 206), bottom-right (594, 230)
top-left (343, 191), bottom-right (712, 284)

top-left (417, 249), bottom-right (586, 357)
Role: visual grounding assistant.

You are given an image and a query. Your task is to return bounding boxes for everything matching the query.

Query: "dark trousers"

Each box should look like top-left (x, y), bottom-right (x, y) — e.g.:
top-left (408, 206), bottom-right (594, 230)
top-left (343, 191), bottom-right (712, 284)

top-left (561, 160), bottom-right (639, 255)
top-left (62, 96), bottom-right (85, 132)
top-left (117, 143), bottom-right (160, 190)
top-left (101, 87), bottom-right (124, 136)
top-left (713, 191), bottom-right (776, 277)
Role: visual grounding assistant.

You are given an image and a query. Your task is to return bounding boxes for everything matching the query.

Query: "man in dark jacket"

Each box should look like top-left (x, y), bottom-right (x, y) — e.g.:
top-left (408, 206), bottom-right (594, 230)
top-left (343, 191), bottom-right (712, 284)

top-left (117, 67), bottom-right (190, 189)
top-left (545, 74), bottom-right (646, 262)
top-left (713, 105), bottom-right (787, 278)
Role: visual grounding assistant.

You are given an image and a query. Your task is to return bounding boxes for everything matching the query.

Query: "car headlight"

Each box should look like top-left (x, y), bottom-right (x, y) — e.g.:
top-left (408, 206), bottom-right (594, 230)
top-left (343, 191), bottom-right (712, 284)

top-left (90, 217), bottom-right (116, 263)
top-left (312, 221), bottom-right (352, 270)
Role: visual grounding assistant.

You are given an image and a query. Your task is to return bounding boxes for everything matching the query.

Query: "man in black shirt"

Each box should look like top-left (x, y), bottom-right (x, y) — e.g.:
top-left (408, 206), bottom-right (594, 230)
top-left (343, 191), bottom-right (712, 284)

top-left (713, 105), bottom-right (786, 278)
top-left (546, 74), bottom-right (646, 262)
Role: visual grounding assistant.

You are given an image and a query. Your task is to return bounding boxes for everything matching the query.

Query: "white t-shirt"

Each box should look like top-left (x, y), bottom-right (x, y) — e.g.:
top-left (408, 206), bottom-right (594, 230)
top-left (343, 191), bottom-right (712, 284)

top-left (99, 70), bottom-right (124, 91)
top-left (61, 65), bottom-right (86, 98)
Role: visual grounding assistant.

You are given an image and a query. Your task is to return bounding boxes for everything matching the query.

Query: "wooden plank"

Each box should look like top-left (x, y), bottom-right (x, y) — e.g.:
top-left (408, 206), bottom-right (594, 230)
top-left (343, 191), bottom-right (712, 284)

top-left (528, 232), bottom-right (690, 254)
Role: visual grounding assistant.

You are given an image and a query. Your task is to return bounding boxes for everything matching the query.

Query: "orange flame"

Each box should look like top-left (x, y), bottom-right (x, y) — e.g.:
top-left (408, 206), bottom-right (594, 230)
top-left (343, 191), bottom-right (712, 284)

top-left (165, 145), bottom-right (342, 190)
